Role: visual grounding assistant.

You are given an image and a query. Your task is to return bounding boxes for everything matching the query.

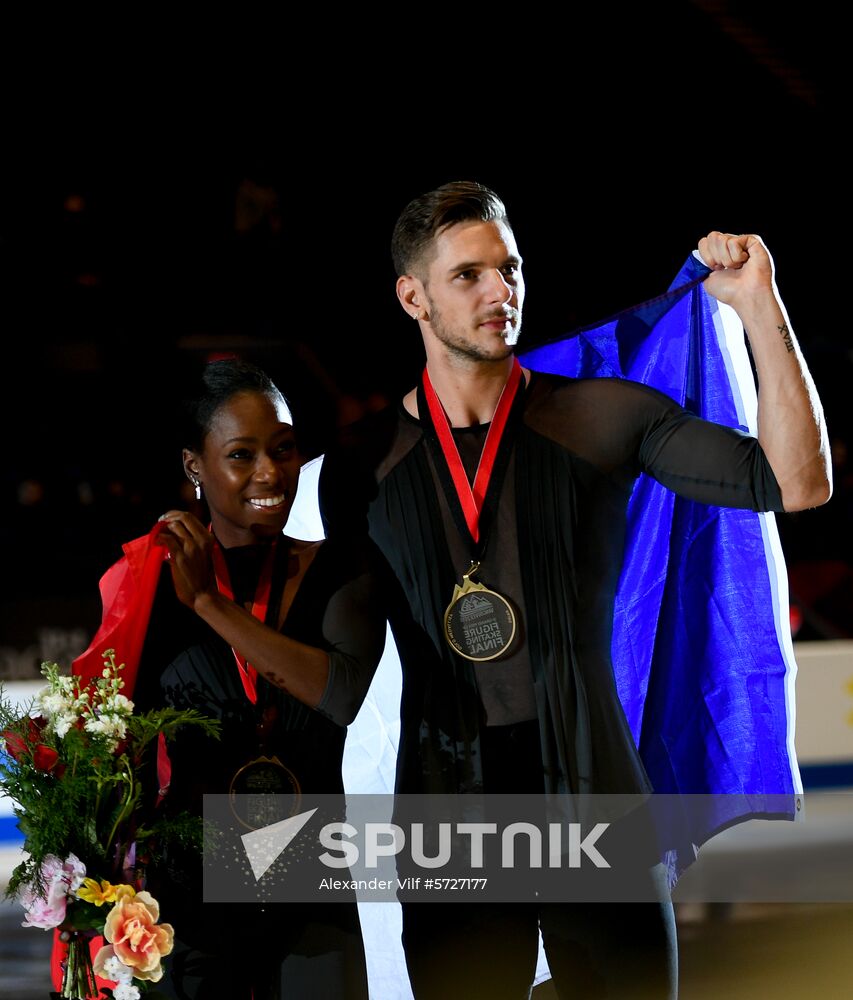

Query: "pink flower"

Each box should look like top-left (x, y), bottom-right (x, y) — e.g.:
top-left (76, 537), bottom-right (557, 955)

top-left (18, 853), bottom-right (86, 929)
top-left (103, 890), bottom-right (174, 982)
top-left (19, 858), bottom-right (66, 929)
top-left (62, 853), bottom-right (86, 892)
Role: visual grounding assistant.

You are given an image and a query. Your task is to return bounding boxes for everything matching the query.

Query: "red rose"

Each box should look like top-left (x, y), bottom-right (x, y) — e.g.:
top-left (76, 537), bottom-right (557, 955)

top-left (2, 729), bottom-right (28, 761)
top-left (2, 718), bottom-right (44, 761)
top-left (32, 744), bottom-right (60, 772)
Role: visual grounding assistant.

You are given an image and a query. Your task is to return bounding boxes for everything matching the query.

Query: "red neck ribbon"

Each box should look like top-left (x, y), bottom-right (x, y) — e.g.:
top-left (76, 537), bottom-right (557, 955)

top-left (210, 538), bottom-right (278, 705)
top-left (421, 358), bottom-right (523, 544)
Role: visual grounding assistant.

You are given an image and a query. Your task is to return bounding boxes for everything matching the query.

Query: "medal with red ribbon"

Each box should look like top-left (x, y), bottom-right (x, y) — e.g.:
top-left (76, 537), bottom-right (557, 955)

top-left (211, 537), bottom-right (303, 828)
top-left (210, 539), bottom-right (278, 704)
top-left (418, 359), bottom-right (525, 662)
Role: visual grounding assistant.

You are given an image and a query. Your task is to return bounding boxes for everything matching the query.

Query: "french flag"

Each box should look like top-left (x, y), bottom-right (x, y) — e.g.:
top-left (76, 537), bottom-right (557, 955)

top-left (520, 253), bottom-right (802, 875)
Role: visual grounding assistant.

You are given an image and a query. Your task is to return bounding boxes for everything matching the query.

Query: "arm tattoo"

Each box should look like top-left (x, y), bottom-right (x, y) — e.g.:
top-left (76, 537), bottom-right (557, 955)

top-left (778, 323), bottom-right (795, 353)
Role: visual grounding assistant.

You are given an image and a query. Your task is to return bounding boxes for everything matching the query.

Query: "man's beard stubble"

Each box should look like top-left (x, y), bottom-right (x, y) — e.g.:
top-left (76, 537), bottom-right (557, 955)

top-left (425, 296), bottom-right (521, 364)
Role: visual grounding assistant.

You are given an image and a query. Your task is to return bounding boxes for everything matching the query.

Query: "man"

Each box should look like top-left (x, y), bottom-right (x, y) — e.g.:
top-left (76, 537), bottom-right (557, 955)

top-left (320, 182), bottom-right (831, 999)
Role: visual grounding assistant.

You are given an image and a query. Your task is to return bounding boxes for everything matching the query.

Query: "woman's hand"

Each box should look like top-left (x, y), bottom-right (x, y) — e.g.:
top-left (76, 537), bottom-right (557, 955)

top-left (153, 515), bottom-right (336, 711)
top-left (156, 510), bottom-right (217, 610)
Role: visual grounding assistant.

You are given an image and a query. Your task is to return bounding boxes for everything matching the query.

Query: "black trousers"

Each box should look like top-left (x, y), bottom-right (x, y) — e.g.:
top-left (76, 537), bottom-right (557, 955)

top-left (400, 720), bottom-right (678, 1000)
top-left (401, 879), bottom-right (676, 999)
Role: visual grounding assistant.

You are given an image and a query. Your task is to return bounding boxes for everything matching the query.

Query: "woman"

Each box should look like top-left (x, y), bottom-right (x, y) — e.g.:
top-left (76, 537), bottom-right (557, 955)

top-left (127, 359), bottom-right (386, 998)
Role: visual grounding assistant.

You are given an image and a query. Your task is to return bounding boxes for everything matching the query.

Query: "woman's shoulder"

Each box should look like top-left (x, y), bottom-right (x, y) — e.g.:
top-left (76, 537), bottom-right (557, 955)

top-left (288, 536), bottom-right (324, 559)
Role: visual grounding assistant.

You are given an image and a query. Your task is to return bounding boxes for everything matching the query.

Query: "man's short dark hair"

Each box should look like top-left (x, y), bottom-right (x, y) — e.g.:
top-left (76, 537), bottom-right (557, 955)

top-left (391, 181), bottom-right (510, 277)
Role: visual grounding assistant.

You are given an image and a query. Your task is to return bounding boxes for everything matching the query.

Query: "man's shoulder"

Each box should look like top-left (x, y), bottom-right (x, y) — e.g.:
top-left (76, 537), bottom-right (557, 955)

top-left (526, 370), bottom-right (672, 408)
top-left (523, 370), bottom-right (683, 457)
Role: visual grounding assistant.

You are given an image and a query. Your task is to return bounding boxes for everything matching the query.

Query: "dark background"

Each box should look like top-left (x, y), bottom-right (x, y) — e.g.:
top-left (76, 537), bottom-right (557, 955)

top-left (1, 2), bottom-right (850, 668)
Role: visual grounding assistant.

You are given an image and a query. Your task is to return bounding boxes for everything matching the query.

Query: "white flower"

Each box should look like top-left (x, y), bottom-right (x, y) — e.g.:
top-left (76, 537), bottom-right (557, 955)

top-left (103, 694), bottom-right (134, 716)
top-left (34, 683), bottom-right (52, 703)
top-left (113, 983), bottom-right (141, 1000)
top-left (52, 712), bottom-right (78, 739)
top-left (83, 714), bottom-right (127, 750)
top-left (95, 947), bottom-right (140, 997)
top-left (102, 953), bottom-right (134, 983)
top-left (38, 690), bottom-right (72, 718)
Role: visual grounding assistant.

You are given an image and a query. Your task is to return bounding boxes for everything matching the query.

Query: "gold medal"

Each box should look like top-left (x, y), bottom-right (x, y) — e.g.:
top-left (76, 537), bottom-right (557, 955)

top-left (228, 754), bottom-right (302, 831)
top-left (444, 562), bottom-right (517, 662)
top-left (421, 362), bottom-right (524, 664)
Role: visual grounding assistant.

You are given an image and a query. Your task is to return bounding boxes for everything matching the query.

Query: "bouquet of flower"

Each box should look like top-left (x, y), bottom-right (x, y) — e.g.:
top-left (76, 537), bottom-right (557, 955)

top-left (0, 649), bottom-right (220, 999)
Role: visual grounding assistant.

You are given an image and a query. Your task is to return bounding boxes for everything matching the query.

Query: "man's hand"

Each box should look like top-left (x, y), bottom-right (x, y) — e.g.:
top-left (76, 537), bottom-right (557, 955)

top-left (697, 232), bottom-right (775, 309)
top-left (695, 231), bottom-right (831, 511)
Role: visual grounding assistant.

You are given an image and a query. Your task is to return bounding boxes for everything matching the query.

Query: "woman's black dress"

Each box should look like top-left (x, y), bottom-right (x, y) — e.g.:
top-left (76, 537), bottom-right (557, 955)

top-left (133, 536), bottom-right (386, 1000)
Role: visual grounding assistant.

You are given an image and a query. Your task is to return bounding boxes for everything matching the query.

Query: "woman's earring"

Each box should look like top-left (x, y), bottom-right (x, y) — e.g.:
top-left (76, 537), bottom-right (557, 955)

top-left (191, 477), bottom-right (201, 500)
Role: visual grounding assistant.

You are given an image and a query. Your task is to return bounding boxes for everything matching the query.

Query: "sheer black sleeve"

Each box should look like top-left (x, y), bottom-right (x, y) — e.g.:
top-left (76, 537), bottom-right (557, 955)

top-left (639, 402), bottom-right (784, 511)
top-left (524, 374), bottom-right (784, 512)
top-left (311, 541), bottom-right (389, 728)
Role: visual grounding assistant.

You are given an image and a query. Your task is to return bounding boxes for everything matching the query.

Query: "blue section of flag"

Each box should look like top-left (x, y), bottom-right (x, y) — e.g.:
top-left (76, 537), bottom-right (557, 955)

top-left (0, 813), bottom-right (22, 844)
top-left (520, 255), bottom-right (799, 858)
